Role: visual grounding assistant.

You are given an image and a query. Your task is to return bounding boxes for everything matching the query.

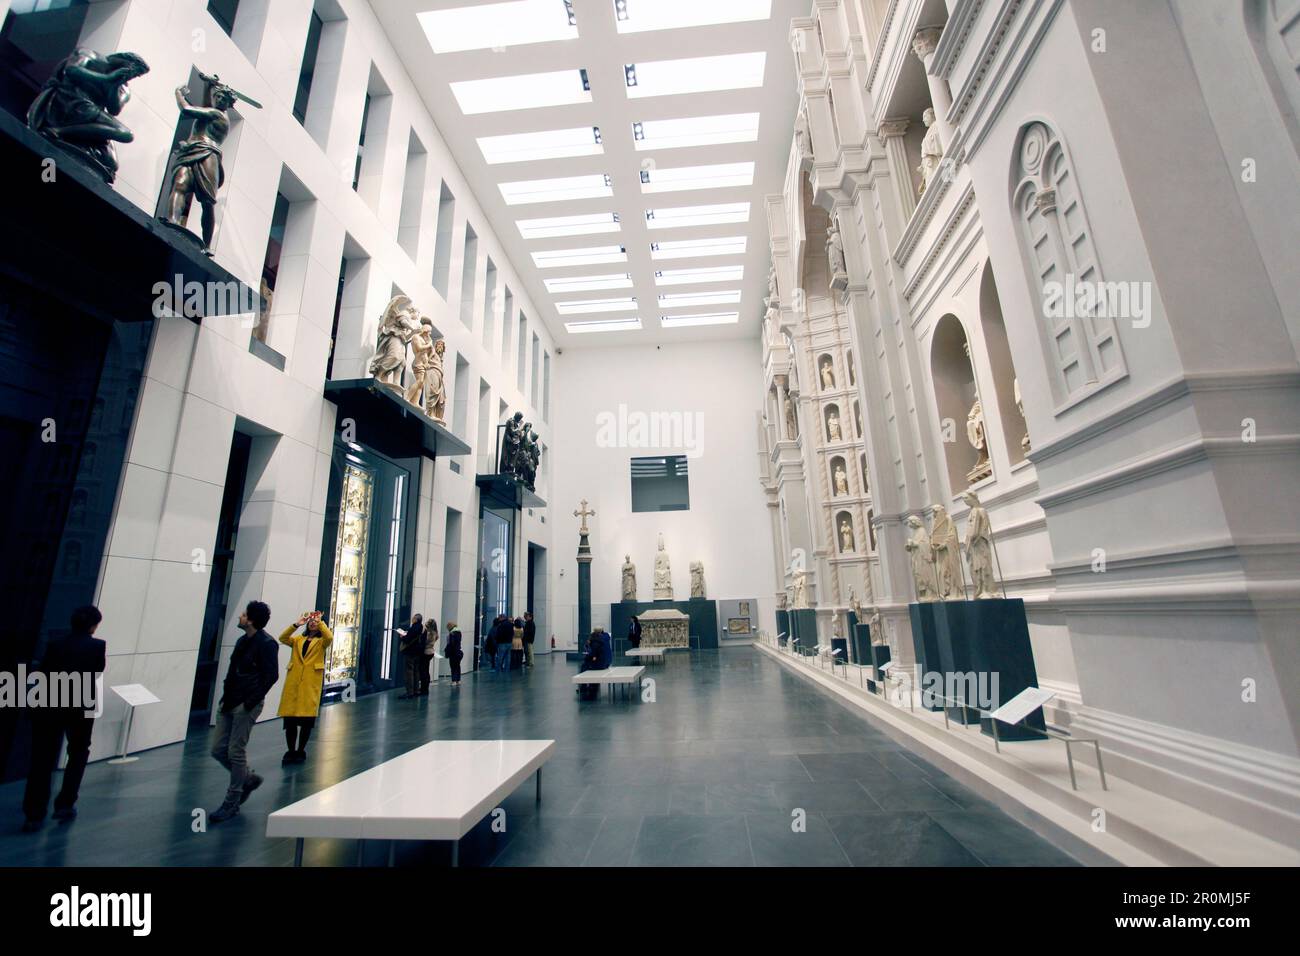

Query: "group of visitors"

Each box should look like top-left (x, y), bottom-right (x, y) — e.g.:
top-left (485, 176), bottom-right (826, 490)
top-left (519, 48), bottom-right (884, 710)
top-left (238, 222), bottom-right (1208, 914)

top-left (482, 612), bottom-right (536, 672)
top-left (396, 613), bottom-right (464, 695)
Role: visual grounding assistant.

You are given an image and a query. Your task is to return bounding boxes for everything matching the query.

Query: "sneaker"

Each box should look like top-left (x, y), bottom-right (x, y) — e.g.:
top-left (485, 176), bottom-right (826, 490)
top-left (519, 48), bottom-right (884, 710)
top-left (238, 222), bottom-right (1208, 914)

top-left (21, 819), bottom-right (42, 833)
top-left (52, 807), bottom-right (77, 823)
top-left (239, 773), bottom-right (264, 805)
top-left (209, 803), bottom-right (240, 824)
top-left (292, 751), bottom-right (308, 764)
top-left (281, 751), bottom-right (297, 765)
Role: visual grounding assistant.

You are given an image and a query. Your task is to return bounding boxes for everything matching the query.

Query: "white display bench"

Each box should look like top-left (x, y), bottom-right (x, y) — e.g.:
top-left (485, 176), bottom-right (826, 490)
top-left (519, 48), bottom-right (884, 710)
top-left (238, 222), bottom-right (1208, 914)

top-left (266, 739), bottom-right (555, 866)
top-left (572, 665), bottom-right (646, 701)
top-left (624, 647), bottom-right (666, 665)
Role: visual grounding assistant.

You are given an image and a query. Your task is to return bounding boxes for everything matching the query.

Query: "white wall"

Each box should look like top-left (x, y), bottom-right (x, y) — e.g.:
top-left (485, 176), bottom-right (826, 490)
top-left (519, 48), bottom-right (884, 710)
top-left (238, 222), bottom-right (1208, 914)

top-left (549, 340), bottom-right (777, 648)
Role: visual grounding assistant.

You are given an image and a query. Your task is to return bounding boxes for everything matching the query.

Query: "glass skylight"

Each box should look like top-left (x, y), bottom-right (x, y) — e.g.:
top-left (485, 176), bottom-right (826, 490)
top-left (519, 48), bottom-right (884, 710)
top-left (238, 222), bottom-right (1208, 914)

top-left (532, 245), bottom-right (627, 269)
top-left (517, 212), bottom-right (621, 240)
top-left (641, 162), bottom-right (755, 194)
top-left (556, 297), bottom-right (638, 315)
top-left (645, 203), bottom-right (750, 230)
top-left (565, 317), bottom-right (642, 334)
top-left (479, 126), bottom-right (602, 165)
top-left (660, 312), bottom-right (740, 328)
top-left (544, 274), bottom-right (633, 294)
top-left (633, 113), bottom-right (760, 151)
top-left (624, 52), bottom-right (765, 99)
top-left (650, 236), bottom-right (747, 260)
top-left (499, 173), bottom-right (612, 205)
top-left (451, 68), bottom-right (591, 115)
top-left (420, 0), bottom-right (579, 54)
top-left (658, 290), bottom-right (742, 309)
top-left (654, 265), bottom-right (745, 286)
top-left (613, 0), bottom-right (771, 34)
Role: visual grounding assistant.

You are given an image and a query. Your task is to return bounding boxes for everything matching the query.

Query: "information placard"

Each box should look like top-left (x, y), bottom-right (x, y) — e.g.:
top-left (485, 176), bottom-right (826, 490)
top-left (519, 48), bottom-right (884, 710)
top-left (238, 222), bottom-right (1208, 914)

top-left (989, 686), bottom-right (1055, 726)
top-left (111, 684), bottom-right (160, 708)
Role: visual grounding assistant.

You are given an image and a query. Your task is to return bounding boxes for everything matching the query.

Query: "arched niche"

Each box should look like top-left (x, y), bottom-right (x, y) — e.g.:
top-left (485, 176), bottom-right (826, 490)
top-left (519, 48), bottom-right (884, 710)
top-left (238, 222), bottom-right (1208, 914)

top-left (847, 350), bottom-right (855, 386)
top-left (930, 314), bottom-right (984, 491)
top-left (797, 174), bottom-right (831, 297)
top-left (818, 353), bottom-right (836, 390)
top-left (859, 453), bottom-right (869, 495)
top-left (866, 508), bottom-right (877, 551)
top-left (830, 455), bottom-right (850, 495)
top-left (824, 403), bottom-right (843, 443)
top-left (853, 399), bottom-right (862, 438)
top-left (979, 261), bottom-right (1029, 464)
top-left (836, 511), bottom-right (856, 552)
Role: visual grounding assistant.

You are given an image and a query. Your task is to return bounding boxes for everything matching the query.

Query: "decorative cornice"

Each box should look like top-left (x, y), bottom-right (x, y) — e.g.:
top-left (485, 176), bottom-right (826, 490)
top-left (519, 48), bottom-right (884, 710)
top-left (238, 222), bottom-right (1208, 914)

top-left (899, 181), bottom-right (977, 300)
top-left (949, 0), bottom-right (1027, 128)
top-left (932, 0), bottom-right (987, 78)
top-left (893, 136), bottom-right (967, 266)
top-left (864, 0), bottom-right (900, 93)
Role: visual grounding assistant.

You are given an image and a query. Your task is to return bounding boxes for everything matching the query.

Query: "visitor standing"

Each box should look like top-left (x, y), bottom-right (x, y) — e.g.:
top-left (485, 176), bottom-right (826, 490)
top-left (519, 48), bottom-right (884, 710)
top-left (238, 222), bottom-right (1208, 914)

top-left (421, 618), bottom-right (438, 694)
top-left (397, 613), bottom-right (425, 698)
top-left (445, 623), bottom-right (463, 687)
top-left (210, 600), bottom-right (278, 823)
top-left (275, 611), bottom-right (332, 765)
top-left (628, 615), bottom-right (642, 650)
top-left (493, 615), bottom-right (513, 674)
top-left (522, 612), bottom-right (536, 668)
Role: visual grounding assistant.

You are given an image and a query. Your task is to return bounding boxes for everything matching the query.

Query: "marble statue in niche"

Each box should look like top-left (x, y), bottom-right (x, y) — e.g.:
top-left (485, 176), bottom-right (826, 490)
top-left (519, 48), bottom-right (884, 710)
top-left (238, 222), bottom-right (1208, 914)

top-left (27, 47), bottom-right (150, 184)
top-left (653, 533), bottom-right (673, 600)
top-left (834, 462), bottom-right (849, 496)
top-left (621, 554), bottom-right (637, 602)
top-left (960, 491), bottom-right (998, 598)
top-left (930, 504), bottom-right (963, 599)
top-left (792, 569), bottom-right (808, 608)
top-left (689, 561), bottom-right (706, 599)
top-left (369, 295), bottom-right (419, 390)
top-left (1014, 378), bottom-right (1031, 452)
top-left (905, 514), bottom-right (937, 603)
top-left (839, 518), bottom-right (855, 552)
top-left (917, 107), bottom-right (943, 196)
top-left (966, 399), bottom-right (992, 484)
top-left (794, 107), bottom-right (812, 165)
top-left (403, 317), bottom-right (435, 407)
top-left (784, 392), bottom-right (800, 440)
top-left (820, 358), bottom-right (835, 389)
top-left (826, 411), bottom-right (842, 442)
top-left (826, 217), bottom-right (847, 279)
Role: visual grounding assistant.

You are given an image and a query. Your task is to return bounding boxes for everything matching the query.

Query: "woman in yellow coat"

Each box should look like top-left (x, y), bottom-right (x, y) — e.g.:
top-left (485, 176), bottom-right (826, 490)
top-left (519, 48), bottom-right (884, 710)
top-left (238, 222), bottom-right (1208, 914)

top-left (276, 611), bottom-right (332, 765)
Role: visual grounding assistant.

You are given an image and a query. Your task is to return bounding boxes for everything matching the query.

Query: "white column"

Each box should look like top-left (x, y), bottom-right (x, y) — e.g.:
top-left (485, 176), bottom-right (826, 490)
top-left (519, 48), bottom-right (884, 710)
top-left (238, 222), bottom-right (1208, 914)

top-left (911, 27), bottom-right (954, 147)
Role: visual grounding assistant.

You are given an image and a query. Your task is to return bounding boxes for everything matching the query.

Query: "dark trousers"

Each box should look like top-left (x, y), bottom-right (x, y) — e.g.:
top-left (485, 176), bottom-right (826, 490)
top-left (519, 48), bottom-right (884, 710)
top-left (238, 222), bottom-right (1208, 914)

top-left (283, 716), bottom-right (315, 752)
top-left (449, 653), bottom-right (462, 683)
top-left (23, 712), bottom-right (94, 822)
top-left (404, 656), bottom-right (421, 695)
top-left (418, 655), bottom-right (432, 693)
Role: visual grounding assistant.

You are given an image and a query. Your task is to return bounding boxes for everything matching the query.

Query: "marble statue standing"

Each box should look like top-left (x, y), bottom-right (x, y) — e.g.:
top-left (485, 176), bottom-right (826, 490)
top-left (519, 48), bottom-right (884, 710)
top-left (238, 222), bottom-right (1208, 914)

top-left (653, 534), bottom-right (673, 600)
top-left (834, 462), bottom-right (849, 495)
top-left (930, 504), bottom-right (963, 599)
top-left (917, 107), bottom-right (943, 195)
top-left (689, 561), bottom-right (705, 599)
top-left (621, 554), bottom-right (637, 602)
top-left (820, 359), bottom-right (835, 389)
top-left (794, 108), bottom-right (811, 164)
top-left (792, 569), bottom-right (808, 608)
top-left (1014, 377), bottom-right (1031, 452)
top-left (961, 491), bottom-right (998, 598)
top-left (425, 339), bottom-right (447, 423)
top-left (784, 392), bottom-right (799, 440)
top-left (368, 295), bottom-right (419, 390)
top-left (827, 412), bottom-right (842, 442)
top-left (404, 317), bottom-right (434, 409)
top-left (839, 518), bottom-right (855, 552)
top-left (905, 515), bottom-right (937, 602)
top-left (966, 399), bottom-right (991, 483)
top-left (826, 218), bottom-right (847, 277)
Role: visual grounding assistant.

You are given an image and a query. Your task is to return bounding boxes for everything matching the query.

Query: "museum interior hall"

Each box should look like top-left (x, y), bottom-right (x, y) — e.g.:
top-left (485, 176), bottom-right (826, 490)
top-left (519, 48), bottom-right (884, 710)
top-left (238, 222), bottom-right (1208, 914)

top-left (0, 0), bottom-right (1297, 879)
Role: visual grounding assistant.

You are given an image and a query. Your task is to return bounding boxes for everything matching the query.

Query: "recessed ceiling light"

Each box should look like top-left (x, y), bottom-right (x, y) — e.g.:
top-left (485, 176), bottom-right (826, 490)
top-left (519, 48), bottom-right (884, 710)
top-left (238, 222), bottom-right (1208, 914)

top-left (654, 265), bottom-right (745, 286)
top-left (532, 245), bottom-right (627, 268)
top-left (650, 236), bottom-right (747, 259)
top-left (544, 273), bottom-right (633, 293)
top-left (499, 173), bottom-right (613, 205)
top-left (633, 113), bottom-right (760, 151)
top-left (658, 290), bottom-right (742, 308)
top-left (556, 297), bottom-right (638, 315)
top-left (661, 312), bottom-right (740, 328)
top-left (420, 0), bottom-right (579, 54)
top-left (614, 0), bottom-right (770, 33)
top-left (451, 68), bottom-right (591, 115)
top-left (517, 212), bottom-right (621, 239)
top-left (624, 52), bottom-right (765, 99)
top-left (641, 162), bottom-right (754, 194)
top-left (566, 317), bottom-right (642, 334)
top-left (479, 126), bottom-right (602, 164)
top-left (645, 202), bottom-right (750, 229)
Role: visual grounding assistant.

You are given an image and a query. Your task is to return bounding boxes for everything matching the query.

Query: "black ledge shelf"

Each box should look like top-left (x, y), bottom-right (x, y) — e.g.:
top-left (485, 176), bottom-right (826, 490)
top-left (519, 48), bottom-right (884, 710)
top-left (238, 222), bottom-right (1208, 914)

top-left (0, 107), bottom-right (259, 327)
top-left (476, 473), bottom-right (547, 510)
top-left (323, 378), bottom-right (472, 464)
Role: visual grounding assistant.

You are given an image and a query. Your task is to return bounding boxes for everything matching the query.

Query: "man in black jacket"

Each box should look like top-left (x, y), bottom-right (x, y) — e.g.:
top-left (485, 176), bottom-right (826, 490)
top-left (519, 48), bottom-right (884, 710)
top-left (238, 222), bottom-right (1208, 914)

top-left (209, 600), bottom-right (278, 823)
top-left (522, 612), bottom-right (536, 668)
top-left (21, 605), bottom-right (107, 832)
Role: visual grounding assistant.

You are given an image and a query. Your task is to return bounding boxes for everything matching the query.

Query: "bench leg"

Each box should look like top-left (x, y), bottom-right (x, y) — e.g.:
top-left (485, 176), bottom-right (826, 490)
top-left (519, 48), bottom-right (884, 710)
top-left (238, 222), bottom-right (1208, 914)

top-left (1064, 740), bottom-right (1079, 791)
top-left (1094, 740), bottom-right (1109, 791)
top-left (536, 767), bottom-right (542, 804)
top-left (387, 841), bottom-right (397, 867)
top-left (293, 838), bottom-right (304, 868)
top-left (451, 841), bottom-right (459, 868)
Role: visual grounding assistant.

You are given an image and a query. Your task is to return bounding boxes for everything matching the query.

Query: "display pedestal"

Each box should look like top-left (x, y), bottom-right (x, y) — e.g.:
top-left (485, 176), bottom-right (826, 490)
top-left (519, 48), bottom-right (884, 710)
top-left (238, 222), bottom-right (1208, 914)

top-left (830, 637), bottom-right (848, 664)
top-left (611, 599), bottom-right (718, 651)
top-left (868, 642), bottom-right (892, 694)
top-left (851, 622), bottom-right (872, 666)
top-left (789, 609), bottom-right (817, 655)
top-left (775, 609), bottom-right (790, 645)
top-left (909, 598), bottom-right (1045, 739)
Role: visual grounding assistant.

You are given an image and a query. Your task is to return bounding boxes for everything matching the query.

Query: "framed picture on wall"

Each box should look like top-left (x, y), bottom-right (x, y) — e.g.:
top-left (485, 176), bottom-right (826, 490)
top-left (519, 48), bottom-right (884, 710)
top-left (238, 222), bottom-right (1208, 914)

top-left (727, 617), bottom-right (752, 634)
top-left (738, 601), bottom-right (751, 616)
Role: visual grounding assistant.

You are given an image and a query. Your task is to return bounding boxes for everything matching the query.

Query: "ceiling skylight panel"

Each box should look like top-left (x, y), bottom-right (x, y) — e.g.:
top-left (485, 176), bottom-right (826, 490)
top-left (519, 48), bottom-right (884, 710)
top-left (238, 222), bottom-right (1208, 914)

top-left (640, 162), bottom-right (755, 194)
top-left (532, 245), bottom-right (627, 268)
top-left (623, 53), bottom-right (766, 99)
top-left (479, 126), bottom-right (603, 164)
top-left (633, 113), bottom-right (760, 151)
top-left (654, 266), bottom-right (745, 286)
top-left (658, 290), bottom-right (742, 309)
top-left (451, 68), bottom-right (591, 115)
top-left (660, 312), bottom-right (741, 328)
top-left (565, 317), bottom-right (642, 334)
top-left (556, 297), bottom-right (638, 315)
top-left (613, 0), bottom-right (771, 33)
top-left (517, 212), bottom-right (620, 239)
top-left (645, 203), bottom-right (750, 229)
top-left (544, 274), bottom-right (633, 294)
top-left (420, 0), bottom-right (579, 54)
top-left (650, 236), bottom-right (747, 260)
top-left (499, 173), bottom-right (612, 205)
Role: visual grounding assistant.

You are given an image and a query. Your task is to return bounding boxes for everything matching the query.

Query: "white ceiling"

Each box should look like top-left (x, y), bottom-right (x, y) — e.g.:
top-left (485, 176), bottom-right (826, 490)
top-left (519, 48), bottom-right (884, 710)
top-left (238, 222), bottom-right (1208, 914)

top-left (370, 0), bottom-right (803, 348)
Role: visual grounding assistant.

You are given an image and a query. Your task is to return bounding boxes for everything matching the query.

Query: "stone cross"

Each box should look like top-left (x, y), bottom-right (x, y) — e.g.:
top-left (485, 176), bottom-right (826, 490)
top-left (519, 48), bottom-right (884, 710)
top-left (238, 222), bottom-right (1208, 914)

top-left (574, 499), bottom-right (596, 534)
